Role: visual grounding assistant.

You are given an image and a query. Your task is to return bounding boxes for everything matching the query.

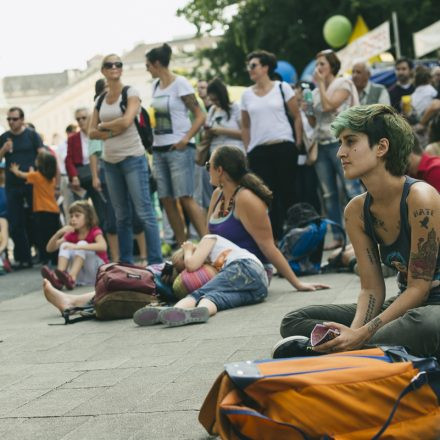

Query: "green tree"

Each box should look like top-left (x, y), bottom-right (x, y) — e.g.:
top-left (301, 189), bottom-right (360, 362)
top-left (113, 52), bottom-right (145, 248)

top-left (178, 0), bottom-right (438, 85)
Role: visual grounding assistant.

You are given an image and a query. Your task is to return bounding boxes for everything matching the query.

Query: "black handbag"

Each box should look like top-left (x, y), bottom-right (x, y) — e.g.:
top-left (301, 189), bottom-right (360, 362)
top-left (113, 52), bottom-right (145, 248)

top-left (76, 164), bottom-right (92, 187)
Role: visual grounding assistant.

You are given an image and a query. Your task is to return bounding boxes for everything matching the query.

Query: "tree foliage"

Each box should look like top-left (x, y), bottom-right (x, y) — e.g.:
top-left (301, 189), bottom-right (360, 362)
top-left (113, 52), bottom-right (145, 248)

top-left (178, 0), bottom-right (438, 85)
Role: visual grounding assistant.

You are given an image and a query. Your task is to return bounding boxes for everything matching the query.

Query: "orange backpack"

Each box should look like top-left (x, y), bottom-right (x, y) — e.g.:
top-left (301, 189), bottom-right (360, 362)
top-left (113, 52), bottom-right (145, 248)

top-left (199, 347), bottom-right (440, 439)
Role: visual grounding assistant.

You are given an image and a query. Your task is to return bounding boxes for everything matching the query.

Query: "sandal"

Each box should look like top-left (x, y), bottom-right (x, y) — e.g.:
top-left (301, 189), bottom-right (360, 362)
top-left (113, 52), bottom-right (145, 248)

top-left (41, 266), bottom-right (64, 290)
top-left (54, 269), bottom-right (75, 290)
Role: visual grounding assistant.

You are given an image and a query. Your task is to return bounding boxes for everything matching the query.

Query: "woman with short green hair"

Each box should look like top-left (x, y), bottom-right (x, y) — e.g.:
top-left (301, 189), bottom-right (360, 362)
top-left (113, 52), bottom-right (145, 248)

top-left (273, 104), bottom-right (440, 359)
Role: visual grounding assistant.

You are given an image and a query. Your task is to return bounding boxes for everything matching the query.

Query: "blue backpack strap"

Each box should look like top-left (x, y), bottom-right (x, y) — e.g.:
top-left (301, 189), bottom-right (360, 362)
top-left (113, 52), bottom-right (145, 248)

top-left (372, 370), bottom-right (440, 439)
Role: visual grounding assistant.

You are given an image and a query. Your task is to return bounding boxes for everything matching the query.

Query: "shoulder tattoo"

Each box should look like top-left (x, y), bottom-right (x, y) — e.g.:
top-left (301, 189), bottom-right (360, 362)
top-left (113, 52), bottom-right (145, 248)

top-left (181, 94), bottom-right (199, 112)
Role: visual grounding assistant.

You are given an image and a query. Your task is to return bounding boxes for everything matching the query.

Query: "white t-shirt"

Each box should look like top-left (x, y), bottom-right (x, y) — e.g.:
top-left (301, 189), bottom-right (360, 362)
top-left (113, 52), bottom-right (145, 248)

top-left (207, 102), bottom-right (244, 152)
top-left (312, 77), bottom-right (359, 143)
top-left (80, 131), bottom-right (89, 165)
top-left (98, 87), bottom-right (144, 164)
top-left (151, 76), bottom-right (195, 147)
top-left (412, 84), bottom-right (438, 118)
top-left (240, 81), bottom-right (295, 153)
top-left (205, 234), bottom-right (263, 269)
top-left (56, 139), bottom-right (68, 175)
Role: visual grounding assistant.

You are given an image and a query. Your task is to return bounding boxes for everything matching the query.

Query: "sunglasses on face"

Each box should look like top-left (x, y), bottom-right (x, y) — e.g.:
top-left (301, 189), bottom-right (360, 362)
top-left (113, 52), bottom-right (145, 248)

top-left (205, 161), bottom-right (211, 171)
top-left (7, 117), bottom-right (20, 122)
top-left (102, 61), bottom-right (123, 69)
top-left (76, 116), bottom-right (87, 122)
top-left (247, 63), bottom-right (260, 71)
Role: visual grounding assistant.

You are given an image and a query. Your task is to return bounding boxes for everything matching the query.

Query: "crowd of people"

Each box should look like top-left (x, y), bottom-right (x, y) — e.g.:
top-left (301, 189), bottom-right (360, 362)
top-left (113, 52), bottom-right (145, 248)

top-left (1, 44), bottom-right (440, 359)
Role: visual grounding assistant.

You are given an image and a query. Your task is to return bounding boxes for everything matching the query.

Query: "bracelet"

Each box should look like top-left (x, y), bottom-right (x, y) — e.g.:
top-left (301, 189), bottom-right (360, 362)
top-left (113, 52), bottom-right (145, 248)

top-left (108, 131), bottom-right (113, 138)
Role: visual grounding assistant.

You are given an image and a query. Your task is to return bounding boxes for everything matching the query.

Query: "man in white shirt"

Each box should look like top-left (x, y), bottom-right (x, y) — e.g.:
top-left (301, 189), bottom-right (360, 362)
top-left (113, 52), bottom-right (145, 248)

top-left (352, 61), bottom-right (390, 106)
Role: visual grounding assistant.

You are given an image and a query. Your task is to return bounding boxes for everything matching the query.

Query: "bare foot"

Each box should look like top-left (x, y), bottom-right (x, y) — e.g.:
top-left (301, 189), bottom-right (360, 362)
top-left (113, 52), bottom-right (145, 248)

top-left (42, 279), bottom-right (71, 313)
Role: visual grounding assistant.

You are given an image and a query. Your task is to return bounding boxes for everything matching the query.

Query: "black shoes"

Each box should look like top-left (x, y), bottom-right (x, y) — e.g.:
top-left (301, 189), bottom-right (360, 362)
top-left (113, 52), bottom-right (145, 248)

top-left (271, 336), bottom-right (323, 359)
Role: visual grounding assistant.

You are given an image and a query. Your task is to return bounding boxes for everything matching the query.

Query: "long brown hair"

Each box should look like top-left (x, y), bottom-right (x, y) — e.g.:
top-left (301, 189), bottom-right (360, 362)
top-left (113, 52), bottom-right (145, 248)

top-left (212, 146), bottom-right (273, 207)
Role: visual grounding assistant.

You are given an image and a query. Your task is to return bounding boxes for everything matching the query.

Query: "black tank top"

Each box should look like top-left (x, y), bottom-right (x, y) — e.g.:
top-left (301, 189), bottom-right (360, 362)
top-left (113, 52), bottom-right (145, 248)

top-left (363, 176), bottom-right (440, 300)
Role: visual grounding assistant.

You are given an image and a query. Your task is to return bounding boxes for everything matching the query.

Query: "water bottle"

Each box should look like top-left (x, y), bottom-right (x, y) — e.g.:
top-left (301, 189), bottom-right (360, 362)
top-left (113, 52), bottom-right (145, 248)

top-left (303, 85), bottom-right (314, 117)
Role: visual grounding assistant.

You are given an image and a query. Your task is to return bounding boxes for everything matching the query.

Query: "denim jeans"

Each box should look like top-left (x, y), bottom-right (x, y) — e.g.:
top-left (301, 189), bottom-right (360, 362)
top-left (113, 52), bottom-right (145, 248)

top-left (104, 155), bottom-right (162, 264)
top-left (314, 142), bottom-right (363, 239)
top-left (279, 296), bottom-right (440, 359)
top-left (190, 259), bottom-right (268, 311)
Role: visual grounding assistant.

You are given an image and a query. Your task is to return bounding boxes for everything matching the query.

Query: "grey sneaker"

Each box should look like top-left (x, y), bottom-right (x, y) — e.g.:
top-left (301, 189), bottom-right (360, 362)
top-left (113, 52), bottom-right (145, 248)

top-left (133, 306), bottom-right (168, 326)
top-left (159, 306), bottom-right (210, 327)
top-left (271, 336), bottom-right (322, 359)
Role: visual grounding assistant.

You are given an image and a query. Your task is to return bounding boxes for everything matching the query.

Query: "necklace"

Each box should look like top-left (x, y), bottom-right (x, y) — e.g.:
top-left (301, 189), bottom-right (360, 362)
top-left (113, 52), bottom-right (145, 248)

top-left (218, 186), bottom-right (241, 218)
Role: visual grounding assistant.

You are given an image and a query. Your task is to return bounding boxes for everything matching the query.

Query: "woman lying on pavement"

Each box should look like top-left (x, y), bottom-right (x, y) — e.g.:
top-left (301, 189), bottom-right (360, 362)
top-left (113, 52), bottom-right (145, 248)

top-left (133, 233), bottom-right (269, 327)
top-left (273, 104), bottom-right (440, 359)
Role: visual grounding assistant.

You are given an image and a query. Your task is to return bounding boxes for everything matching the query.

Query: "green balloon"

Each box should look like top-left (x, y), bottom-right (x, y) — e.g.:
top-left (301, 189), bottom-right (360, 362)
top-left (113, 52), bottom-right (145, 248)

top-left (323, 15), bottom-right (352, 48)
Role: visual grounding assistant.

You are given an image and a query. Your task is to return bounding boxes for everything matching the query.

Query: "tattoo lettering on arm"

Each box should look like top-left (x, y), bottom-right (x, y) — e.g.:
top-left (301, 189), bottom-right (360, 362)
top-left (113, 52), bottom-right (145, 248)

top-left (409, 228), bottom-right (438, 281)
top-left (367, 316), bottom-right (382, 334)
top-left (366, 247), bottom-right (380, 265)
top-left (413, 208), bottom-right (434, 218)
top-left (181, 94), bottom-right (200, 112)
top-left (363, 294), bottom-right (377, 324)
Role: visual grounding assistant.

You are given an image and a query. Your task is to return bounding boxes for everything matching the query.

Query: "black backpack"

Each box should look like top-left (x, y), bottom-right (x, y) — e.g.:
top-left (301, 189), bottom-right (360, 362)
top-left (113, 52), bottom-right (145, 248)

top-left (96, 86), bottom-right (153, 153)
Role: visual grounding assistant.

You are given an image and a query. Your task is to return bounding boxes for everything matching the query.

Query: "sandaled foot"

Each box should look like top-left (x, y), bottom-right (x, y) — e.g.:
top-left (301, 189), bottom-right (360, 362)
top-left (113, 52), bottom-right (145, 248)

top-left (41, 266), bottom-right (63, 290)
top-left (42, 279), bottom-right (71, 313)
top-left (55, 269), bottom-right (75, 290)
top-left (133, 306), bottom-right (168, 326)
top-left (159, 306), bottom-right (210, 327)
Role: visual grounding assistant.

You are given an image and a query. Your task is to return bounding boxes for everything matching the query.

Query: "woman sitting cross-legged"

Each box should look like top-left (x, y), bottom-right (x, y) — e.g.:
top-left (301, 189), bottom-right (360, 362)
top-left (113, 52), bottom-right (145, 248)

top-left (133, 233), bottom-right (269, 327)
top-left (273, 104), bottom-right (440, 360)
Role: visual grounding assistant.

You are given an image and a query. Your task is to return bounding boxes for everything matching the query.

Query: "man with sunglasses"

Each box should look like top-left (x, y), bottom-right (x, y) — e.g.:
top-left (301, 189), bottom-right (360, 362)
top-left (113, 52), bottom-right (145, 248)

top-left (0, 107), bottom-right (44, 269)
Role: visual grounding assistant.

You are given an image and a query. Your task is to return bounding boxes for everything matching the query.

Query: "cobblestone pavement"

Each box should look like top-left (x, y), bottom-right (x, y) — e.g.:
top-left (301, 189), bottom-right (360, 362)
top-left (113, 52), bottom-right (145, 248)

top-left (0, 268), bottom-right (396, 439)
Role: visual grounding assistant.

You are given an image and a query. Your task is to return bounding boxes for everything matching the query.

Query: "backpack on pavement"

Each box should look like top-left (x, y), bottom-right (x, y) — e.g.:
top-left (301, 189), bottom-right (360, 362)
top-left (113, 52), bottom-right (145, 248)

top-left (94, 262), bottom-right (157, 320)
top-left (199, 346), bottom-right (440, 439)
top-left (279, 202), bottom-right (346, 275)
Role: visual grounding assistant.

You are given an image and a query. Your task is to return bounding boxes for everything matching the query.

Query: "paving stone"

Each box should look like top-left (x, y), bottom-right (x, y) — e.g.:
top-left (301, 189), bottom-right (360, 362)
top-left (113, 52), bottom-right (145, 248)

top-left (10, 388), bottom-right (105, 418)
top-left (0, 416), bottom-right (90, 440)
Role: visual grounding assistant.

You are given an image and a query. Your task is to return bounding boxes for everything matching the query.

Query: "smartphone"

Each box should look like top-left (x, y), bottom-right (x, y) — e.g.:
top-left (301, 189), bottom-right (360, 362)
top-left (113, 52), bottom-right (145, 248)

top-left (162, 261), bottom-right (174, 276)
top-left (310, 324), bottom-right (340, 347)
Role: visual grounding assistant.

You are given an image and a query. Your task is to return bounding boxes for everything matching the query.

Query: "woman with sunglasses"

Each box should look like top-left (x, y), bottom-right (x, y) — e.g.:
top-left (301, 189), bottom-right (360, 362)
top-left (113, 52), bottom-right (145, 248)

top-left (206, 145), bottom-right (329, 292)
top-left (146, 43), bottom-right (207, 246)
top-left (89, 54), bottom-right (162, 265)
top-left (241, 50), bottom-right (303, 240)
top-left (309, 49), bottom-right (362, 250)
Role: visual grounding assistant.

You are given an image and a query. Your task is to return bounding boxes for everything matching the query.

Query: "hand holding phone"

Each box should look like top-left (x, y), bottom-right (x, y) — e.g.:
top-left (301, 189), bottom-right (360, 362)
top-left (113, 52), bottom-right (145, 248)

top-left (310, 324), bottom-right (340, 347)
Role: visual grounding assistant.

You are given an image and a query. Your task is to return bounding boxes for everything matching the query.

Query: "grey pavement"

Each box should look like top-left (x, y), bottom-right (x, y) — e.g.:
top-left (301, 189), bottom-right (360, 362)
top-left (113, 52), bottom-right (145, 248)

top-left (0, 268), bottom-right (396, 439)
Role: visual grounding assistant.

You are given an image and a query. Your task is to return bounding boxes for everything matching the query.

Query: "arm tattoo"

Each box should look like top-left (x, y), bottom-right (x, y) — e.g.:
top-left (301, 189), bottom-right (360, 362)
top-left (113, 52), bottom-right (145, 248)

top-left (366, 247), bottom-right (379, 265)
top-left (363, 295), bottom-right (377, 324)
top-left (413, 208), bottom-right (434, 218)
top-left (371, 214), bottom-right (388, 232)
top-left (367, 317), bottom-right (382, 334)
top-left (409, 228), bottom-right (438, 281)
top-left (181, 94), bottom-right (200, 112)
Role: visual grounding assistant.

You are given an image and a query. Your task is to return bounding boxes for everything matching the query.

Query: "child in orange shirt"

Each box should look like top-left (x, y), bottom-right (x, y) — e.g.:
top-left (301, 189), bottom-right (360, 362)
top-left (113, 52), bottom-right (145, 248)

top-left (10, 151), bottom-right (60, 265)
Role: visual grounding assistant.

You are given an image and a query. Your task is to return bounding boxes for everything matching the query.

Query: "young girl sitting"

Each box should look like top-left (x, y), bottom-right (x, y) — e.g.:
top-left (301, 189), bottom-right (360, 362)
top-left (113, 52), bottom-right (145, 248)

top-left (133, 233), bottom-right (269, 327)
top-left (10, 151), bottom-right (60, 266)
top-left (41, 200), bottom-right (108, 290)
